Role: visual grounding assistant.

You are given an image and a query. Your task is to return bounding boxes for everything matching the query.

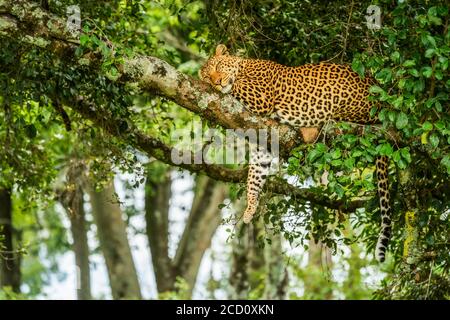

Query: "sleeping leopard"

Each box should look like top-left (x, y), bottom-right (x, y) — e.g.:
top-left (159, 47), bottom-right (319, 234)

top-left (199, 44), bottom-right (392, 262)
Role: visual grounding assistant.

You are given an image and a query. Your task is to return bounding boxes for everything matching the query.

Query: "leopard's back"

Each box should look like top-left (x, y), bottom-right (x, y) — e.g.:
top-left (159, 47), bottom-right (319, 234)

top-left (234, 61), bottom-right (378, 127)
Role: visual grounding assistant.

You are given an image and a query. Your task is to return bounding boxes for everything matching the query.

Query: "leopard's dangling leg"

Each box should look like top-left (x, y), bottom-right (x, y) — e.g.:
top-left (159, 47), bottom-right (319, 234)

top-left (375, 156), bottom-right (392, 262)
top-left (243, 145), bottom-right (272, 224)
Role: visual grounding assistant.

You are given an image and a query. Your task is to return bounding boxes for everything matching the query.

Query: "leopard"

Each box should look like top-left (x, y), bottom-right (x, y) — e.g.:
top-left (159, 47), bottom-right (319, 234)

top-left (199, 44), bottom-right (392, 263)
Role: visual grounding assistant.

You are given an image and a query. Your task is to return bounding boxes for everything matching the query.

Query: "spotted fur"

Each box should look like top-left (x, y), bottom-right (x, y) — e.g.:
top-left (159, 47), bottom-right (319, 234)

top-left (200, 44), bottom-right (392, 262)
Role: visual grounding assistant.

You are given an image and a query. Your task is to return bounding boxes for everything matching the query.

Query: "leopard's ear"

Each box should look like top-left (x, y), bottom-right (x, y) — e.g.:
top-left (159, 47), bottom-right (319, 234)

top-left (215, 44), bottom-right (229, 56)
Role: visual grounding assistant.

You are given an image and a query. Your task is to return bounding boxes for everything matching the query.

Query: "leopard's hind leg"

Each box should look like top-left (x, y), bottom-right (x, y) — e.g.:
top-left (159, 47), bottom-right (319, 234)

top-left (243, 145), bottom-right (272, 223)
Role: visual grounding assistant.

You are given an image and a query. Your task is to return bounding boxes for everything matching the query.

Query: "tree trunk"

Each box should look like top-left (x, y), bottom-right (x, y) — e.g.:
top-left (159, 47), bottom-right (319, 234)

top-left (229, 221), bottom-right (250, 299)
top-left (229, 197), bottom-right (287, 300)
top-left (88, 181), bottom-right (142, 299)
top-left (68, 195), bottom-right (92, 300)
top-left (174, 176), bottom-right (226, 295)
top-left (58, 162), bottom-right (92, 299)
top-left (229, 200), bottom-right (265, 299)
top-left (263, 227), bottom-right (287, 299)
top-left (0, 188), bottom-right (21, 293)
top-left (145, 169), bottom-right (174, 293)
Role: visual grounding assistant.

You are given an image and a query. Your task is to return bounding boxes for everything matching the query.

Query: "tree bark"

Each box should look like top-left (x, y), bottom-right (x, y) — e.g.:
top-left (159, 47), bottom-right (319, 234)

top-left (145, 169), bottom-right (174, 293)
top-left (229, 198), bottom-right (287, 300)
top-left (87, 180), bottom-right (142, 299)
top-left (67, 195), bottom-right (91, 300)
top-left (174, 176), bottom-right (226, 295)
top-left (229, 202), bottom-right (265, 299)
top-left (0, 188), bottom-right (21, 293)
top-left (58, 162), bottom-right (92, 299)
top-left (263, 227), bottom-right (288, 299)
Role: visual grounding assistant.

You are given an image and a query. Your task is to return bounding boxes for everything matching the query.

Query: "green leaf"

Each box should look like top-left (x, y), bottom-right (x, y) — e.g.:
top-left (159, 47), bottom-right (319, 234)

top-left (344, 158), bottom-right (355, 170)
top-left (379, 143), bottom-right (393, 156)
top-left (316, 143), bottom-right (328, 154)
top-left (426, 35), bottom-right (437, 47)
top-left (388, 110), bottom-right (396, 122)
top-left (402, 60), bottom-right (416, 67)
top-left (351, 150), bottom-right (363, 157)
top-left (408, 69), bottom-right (419, 77)
top-left (396, 112), bottom-right (408, 129)
top-left (425, 48), bottom-right (436, 58)
top-left (376, 68), bottom-right (393, 83)
top-left (331, 159), bottom-right (342, 166)
top-left (392, 96), bottom-right (404, 109)
top-left (434, 121), bottom-right (445, 131)
top-left (334, 184), bottom-right (344, 198)
top-left (422, 66), bottom-right (433, 78)
top-left (429, 134), bottom-right (439, 148)
top-left (91, 35), bottom-right (101, 46)
top-left (393, 150), bottom-right (401, 162)
top-left (400, 148), bottom-right (412, 163)
top-left (441, 155), bottom-right (450, 174)
top-left (369, 85), bottom-right (384, 94)
top-left (422, 121), bottom-right (433, 131)
top-left (439, 57), bottom-right (449, 70)
top-left (390, 51), bottom-right (400, 62)
top-left (308, 149), bottom-right (321, 163)
top-left (397, 158), bottom-right (407, 169)
top-left (331, 149), bottom-right (341, 159)
top-left (351, 59), bottom-right (365, 77)
top-left (80, 34), bottom-right (90, 46)
top-left (360, 137), bottom-right (372, 147)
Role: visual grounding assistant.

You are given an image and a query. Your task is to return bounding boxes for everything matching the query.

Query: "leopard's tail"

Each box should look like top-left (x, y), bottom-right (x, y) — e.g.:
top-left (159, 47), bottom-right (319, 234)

top-left (375, 156), bottom-right (392, 263)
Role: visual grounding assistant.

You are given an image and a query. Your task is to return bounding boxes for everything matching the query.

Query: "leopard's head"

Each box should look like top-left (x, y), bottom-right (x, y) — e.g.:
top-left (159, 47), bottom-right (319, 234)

top-left (199, 44), bottom-right (240, 94)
